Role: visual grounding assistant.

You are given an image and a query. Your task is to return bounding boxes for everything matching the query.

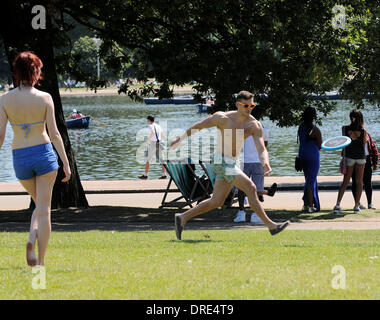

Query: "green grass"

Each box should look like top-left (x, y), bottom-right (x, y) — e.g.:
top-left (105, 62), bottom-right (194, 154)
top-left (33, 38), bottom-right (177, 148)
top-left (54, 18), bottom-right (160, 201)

top-left (0, 230), bottom-right (379, 299)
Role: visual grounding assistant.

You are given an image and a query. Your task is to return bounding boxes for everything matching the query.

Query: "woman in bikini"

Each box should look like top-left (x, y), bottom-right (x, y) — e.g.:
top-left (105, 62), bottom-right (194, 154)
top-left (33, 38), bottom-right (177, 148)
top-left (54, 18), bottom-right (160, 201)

top-left (334, 109), bottom-right (368, 214)
top-left (0, 51), bottom-right (71, 266)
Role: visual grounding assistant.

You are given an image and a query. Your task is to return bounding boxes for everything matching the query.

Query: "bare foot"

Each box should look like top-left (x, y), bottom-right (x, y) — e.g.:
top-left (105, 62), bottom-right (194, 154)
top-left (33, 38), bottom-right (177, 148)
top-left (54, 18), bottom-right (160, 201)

top-left (26, 242), bottom-right (38, 267)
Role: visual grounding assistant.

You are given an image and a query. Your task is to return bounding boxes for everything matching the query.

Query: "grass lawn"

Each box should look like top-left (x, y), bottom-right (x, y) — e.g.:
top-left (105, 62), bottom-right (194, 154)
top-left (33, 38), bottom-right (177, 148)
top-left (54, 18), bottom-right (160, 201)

top-left (0, 229), bottom-right (379, 300)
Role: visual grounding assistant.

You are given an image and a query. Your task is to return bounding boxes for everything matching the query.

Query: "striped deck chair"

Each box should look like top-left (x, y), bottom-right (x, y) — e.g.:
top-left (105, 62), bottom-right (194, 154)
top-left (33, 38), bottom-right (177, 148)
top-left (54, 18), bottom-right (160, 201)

top-left (160, 159), bottom-right (210, 209)
top-left (199, 160), bottom-right (238, 209)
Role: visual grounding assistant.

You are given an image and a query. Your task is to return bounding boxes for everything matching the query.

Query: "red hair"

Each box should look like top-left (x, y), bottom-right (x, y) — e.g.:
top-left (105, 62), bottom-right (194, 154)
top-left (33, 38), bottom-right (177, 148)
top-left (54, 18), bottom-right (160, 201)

top-left (12, 51), bottom-right (43, 87)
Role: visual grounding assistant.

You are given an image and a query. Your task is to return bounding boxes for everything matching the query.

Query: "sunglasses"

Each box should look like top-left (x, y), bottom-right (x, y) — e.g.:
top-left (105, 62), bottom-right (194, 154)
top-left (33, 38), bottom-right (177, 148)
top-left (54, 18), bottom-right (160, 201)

top-left (237, 101), bottom-right (256, 109)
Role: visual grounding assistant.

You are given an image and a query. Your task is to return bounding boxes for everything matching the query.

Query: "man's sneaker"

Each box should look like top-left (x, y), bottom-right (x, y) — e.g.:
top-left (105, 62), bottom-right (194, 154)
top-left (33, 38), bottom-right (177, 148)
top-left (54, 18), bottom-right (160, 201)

top-left (159, 175), bottom-right (167, 179)
top-left (250, 212), bottom-right (262, 224)
top-left (368, 204), bottom-right (376, 210)
top-left (302, 205), bottom-right (308, 212)
top-left (353, 206), bottom-right (361, 214)
top-left (333, 205), bottom-right (342, 213)
top-left (138, 174), bottom-right (148, 179)
top-left (359, 204), bottom-right (366, 210)
top-left (267, 183), bottom-right (278, 197)
top-left (258, 195), bottom-right (264, 202)
top-left (307, 206), bottom-right (316, 213)
top-left (234, 210), bottom-right (246, 223)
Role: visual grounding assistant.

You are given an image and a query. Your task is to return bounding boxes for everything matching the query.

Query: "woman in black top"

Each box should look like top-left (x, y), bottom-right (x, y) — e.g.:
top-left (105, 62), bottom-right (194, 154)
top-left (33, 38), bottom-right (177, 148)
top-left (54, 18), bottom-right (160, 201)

top-left (334, 110), bottom-right (368, 214)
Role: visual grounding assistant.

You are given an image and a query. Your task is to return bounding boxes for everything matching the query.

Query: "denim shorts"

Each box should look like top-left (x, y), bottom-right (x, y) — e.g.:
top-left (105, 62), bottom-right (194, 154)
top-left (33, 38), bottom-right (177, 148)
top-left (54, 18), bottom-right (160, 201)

top-left (211, 153), bottom-right (242, 184)
top-left (12, 143), bottom-right (59, 180)
top-left (345, 157), bottom-right (366, 166)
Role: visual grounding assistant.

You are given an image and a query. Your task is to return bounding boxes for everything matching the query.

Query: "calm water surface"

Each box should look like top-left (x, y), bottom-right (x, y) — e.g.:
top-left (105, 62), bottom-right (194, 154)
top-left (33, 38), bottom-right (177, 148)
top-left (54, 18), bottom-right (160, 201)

top-left (0, 95), bottom-right (379, 181)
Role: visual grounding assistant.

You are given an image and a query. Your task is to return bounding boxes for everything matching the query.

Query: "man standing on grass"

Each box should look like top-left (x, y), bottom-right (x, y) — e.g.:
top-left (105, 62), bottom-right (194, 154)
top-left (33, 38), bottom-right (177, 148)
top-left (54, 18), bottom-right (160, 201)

top-left (170, 91), bottom-right (289, 239)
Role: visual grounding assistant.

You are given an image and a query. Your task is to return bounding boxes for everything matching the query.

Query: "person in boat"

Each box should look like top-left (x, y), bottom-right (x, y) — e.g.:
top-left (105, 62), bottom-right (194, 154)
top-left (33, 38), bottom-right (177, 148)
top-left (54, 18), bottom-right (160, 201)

top-left (67, 108), bottom-right (77, 120)
top-left (170, 90), bottom-right (289, 240)
top-left (205, 97), bottom-right (214, 105)
top-left (75, 110), bottom-right (84, 119)
top-left (0, 51), bottom-right (71, 267)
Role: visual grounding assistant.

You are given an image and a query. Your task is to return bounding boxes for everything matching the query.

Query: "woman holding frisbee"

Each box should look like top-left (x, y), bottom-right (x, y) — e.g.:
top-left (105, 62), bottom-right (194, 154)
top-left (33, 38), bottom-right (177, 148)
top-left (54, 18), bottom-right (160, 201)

top-left (334, 110), bottom-right (368, 214)
top-left (0, 52), bottom-right (71, 266)
top-left (297, 107), bottom-right (322, 213)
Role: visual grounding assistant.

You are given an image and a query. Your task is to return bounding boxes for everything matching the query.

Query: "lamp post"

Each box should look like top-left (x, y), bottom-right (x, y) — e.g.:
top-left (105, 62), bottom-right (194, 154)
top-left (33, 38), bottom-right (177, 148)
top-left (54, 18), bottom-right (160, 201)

top-left (92, 37), bottom-right (102, 78)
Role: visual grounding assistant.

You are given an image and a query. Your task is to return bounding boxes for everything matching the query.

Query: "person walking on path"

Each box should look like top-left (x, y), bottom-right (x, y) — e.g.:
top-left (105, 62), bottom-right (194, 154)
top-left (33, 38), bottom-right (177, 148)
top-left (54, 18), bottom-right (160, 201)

top-left (0, 51), bottom-right (71, 267)
top-left (351, 131), bottom-right (378, 210)
top-left (138, 115), bottom-right (167, 179)
top-left (297, 107), bottom-right (322, 213)
top-left (234, 108), bottom-right (277, 223)
top-left (170, 91), bottom-right (289, 240)
top-left (334, 109), bottom-right (368, 214)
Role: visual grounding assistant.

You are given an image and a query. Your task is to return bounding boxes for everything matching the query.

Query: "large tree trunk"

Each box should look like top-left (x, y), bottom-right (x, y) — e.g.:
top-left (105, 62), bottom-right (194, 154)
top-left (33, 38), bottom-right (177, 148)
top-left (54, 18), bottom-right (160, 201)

top-left (0, 0), bottom-right (89, 209)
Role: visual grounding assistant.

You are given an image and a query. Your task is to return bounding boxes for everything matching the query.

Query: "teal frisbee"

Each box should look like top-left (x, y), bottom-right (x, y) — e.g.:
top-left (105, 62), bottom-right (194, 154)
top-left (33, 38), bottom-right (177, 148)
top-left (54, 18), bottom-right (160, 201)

top-left (322, 136), bottom-right (351, 151)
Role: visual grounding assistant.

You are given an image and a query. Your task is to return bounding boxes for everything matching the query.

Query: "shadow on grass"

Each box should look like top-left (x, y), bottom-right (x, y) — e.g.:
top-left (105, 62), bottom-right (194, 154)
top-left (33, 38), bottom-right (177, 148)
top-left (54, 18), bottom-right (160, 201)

top-left (0, 205), bottom-right (363, 233)
top-left (267, 209), bottom-right (353, 222)
top-left (168, 239), bottom-right (223, 244)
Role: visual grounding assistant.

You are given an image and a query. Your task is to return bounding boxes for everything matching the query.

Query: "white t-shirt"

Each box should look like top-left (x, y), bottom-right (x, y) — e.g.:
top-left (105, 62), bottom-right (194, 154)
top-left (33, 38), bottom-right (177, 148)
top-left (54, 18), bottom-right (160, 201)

top-left (148, 123), bottom-right (163, 142)
top-left (243, 127), bottom-right (269, 163)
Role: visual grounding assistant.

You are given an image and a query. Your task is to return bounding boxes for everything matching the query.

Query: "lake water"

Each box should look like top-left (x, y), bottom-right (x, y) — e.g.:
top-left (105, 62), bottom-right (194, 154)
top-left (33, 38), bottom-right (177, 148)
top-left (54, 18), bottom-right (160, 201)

top-left (0, 95), bottom-right (379, 182)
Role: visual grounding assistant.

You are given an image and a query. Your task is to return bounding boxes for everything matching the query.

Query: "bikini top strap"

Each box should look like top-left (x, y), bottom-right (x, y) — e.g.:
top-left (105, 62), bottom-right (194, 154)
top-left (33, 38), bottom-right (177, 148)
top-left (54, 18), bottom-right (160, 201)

top-left (11, 121), bottom-right (45, 137)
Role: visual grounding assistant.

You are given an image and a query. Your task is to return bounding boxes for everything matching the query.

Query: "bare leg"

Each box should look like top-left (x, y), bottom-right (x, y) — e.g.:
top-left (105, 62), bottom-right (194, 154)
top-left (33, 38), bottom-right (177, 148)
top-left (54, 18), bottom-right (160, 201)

top-left (179, 180), bottom-right (232, 227)
top-left (35, 170), bottom-right (57, 266)
top-left (19, 177), bottom-right (37, 267)
top-left (145, 162), bottom-right (150, 176)
top-left (336, 165), bottom-right (354, 205)
top-left (160, 164), bottom-right (166, 175)
top-left (231, 173), bottom-right (278, 230)
top-left (354, 164), bottom-right (365, 208)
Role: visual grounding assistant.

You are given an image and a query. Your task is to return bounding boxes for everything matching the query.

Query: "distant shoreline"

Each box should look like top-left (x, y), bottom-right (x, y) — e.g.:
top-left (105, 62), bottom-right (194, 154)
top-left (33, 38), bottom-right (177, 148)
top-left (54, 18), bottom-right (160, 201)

top-left (0, 85), bottom-right (196, 97)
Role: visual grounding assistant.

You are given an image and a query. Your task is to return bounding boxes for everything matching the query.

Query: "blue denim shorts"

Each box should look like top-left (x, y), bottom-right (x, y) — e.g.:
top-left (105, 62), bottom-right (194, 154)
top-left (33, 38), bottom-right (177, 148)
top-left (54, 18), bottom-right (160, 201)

top-left (12, 143), bottom-right (59, 180)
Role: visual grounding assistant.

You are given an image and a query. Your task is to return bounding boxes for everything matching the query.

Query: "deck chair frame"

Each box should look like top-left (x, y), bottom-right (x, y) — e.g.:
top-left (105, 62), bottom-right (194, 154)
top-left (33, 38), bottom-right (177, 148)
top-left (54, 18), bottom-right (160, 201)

top-left (160, 160), bottom-right (210, 209)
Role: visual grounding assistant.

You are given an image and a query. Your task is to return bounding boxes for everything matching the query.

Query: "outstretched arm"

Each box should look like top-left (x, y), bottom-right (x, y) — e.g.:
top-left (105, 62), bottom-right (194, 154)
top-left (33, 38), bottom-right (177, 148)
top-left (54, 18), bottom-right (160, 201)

top-left (170, 112), bottom-right (224, 149)
top-left (0, 97), bottom-right (8, 150)
top-left (252, 122), bottom-right (271, 175)
top-left (45, 94), bottom-right (71, 183)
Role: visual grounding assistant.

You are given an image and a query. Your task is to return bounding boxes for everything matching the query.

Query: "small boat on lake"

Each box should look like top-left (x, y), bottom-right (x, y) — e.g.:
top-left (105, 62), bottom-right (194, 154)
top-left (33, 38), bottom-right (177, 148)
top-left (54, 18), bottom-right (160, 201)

top-left (144, 95), bottom-right (195, 105)
top-left (197, 104), bottom-right (213, 113)
top-left (66, 116), bottom-right (92, 129)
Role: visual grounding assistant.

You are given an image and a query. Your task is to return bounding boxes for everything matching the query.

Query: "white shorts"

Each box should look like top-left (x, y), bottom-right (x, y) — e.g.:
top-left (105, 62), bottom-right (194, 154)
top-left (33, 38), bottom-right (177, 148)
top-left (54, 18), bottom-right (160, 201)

top-left (145, 141), bottom-right (165, 163)
top-left (345, 157), bottom-right (366, 166)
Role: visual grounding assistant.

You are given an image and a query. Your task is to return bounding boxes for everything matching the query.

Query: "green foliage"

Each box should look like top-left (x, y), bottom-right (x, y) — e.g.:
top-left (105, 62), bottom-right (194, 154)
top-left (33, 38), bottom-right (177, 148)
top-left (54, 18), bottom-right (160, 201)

top-left (56, 0), bottom-right (378, 126)
top-left (0, 0), bottom-right (378, 126)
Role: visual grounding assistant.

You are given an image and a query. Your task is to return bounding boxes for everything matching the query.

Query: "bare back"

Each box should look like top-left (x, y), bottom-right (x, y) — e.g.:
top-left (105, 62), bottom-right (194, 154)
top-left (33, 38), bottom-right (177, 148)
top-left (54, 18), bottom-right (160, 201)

top-left (1, 86), bottom-right (51, 149)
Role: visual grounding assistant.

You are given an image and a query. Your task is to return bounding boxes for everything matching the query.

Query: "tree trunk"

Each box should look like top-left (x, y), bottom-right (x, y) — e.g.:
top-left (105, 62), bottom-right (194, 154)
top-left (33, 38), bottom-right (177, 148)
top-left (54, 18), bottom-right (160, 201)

top-left (0, 0), bottom-right (89, 209)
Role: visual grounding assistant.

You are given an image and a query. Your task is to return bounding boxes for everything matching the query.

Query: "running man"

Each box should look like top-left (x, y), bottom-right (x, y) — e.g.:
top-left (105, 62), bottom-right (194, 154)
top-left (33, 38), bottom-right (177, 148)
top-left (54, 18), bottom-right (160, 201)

top-left (170, 91), bottom-right (289, 239)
